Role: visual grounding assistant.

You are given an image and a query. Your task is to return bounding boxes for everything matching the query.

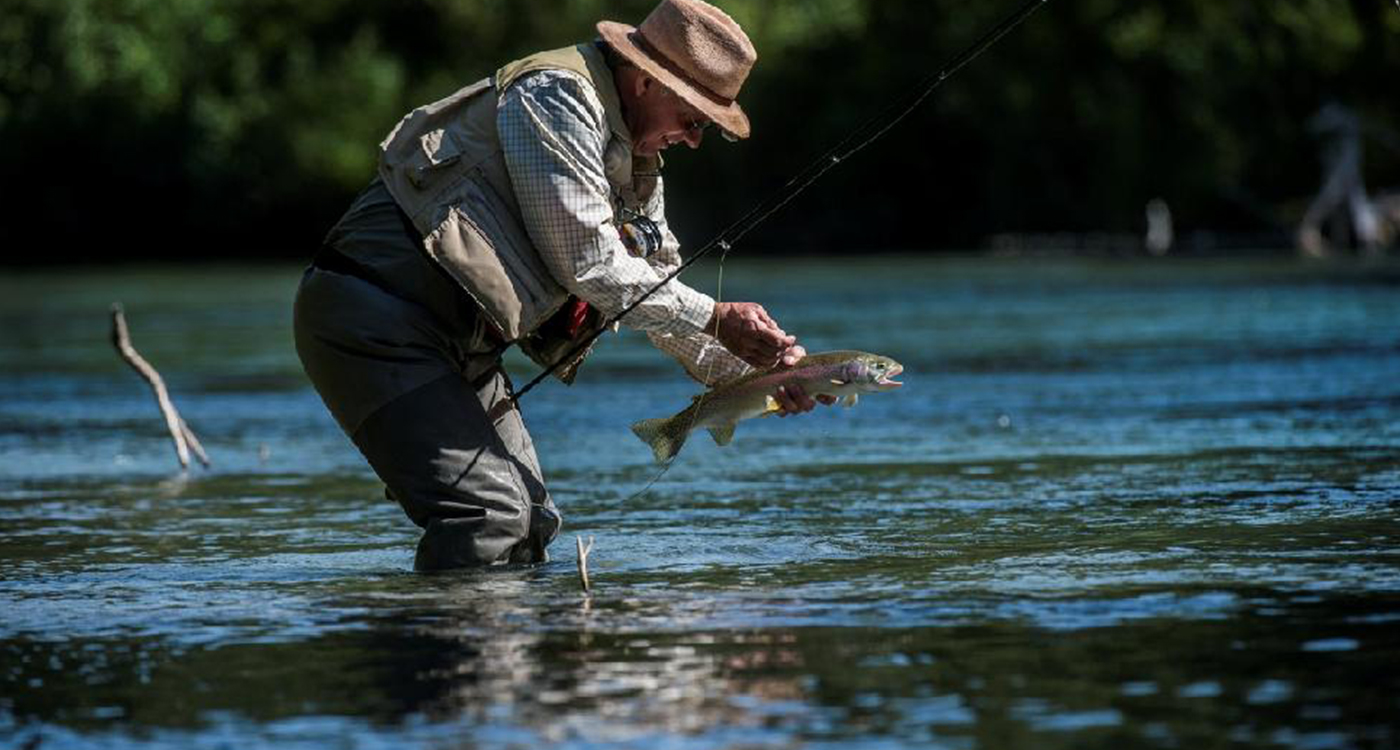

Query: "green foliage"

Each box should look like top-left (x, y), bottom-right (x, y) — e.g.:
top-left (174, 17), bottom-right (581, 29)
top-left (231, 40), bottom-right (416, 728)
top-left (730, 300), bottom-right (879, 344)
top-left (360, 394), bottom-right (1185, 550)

top-left (1, 0), bottom-right (1396, 259)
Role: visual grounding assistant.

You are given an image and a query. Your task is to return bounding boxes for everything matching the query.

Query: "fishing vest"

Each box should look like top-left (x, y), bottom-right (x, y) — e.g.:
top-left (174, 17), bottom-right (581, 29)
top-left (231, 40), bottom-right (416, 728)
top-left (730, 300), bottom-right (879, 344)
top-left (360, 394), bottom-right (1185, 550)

top-left (377, 43), bottom-right (661, 383)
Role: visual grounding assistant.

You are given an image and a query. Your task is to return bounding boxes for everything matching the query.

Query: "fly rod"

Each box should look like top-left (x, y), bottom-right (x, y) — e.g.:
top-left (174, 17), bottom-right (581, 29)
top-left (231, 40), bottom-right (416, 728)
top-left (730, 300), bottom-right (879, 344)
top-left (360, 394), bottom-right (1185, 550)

top-left (513, 0), bottom-right (1051, 401)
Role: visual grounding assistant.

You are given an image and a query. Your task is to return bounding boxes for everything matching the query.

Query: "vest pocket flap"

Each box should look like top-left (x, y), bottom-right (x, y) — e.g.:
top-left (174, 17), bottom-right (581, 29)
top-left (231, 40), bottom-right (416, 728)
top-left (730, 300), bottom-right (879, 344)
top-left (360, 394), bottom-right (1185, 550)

top-left (407, 130), bottom-right (464, 188)
top-left (424, 177), bottom-right (563, 341)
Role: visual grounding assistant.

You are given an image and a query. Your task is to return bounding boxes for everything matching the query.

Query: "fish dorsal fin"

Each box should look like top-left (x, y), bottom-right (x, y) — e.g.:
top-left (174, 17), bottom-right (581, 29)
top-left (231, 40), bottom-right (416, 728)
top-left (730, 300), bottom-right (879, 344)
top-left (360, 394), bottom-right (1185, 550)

top-left (843, 393), bottom-right (859, 408)
top-left (708, 423), bottom-right (737, 446)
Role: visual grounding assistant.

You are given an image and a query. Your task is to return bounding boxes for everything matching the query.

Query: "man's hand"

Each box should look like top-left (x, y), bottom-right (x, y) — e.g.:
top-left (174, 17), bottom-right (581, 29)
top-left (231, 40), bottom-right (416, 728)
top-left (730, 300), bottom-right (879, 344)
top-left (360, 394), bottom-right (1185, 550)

top-left (768, 344), bottom-right (838, 416)
top-left (773, 384), bottom-right (838, 416)
top-left (709, 304), bottom-right (835, 415)
top-left (710, 302), bottom-right (796, 369)
top-left (774, 361), bottom-right (838, 417)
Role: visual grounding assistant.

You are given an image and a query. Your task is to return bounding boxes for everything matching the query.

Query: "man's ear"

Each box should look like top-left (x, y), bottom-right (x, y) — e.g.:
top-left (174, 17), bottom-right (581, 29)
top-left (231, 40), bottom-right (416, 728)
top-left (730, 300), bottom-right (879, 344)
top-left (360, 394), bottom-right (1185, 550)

top-left (617, 66), bottom-right (652, 100)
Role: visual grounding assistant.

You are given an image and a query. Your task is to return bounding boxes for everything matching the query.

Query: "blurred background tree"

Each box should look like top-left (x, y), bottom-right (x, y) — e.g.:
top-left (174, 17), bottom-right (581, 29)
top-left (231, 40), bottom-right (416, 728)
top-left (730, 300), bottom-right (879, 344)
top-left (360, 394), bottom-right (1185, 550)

top-left (1, 0), bottom-right (1396, 262)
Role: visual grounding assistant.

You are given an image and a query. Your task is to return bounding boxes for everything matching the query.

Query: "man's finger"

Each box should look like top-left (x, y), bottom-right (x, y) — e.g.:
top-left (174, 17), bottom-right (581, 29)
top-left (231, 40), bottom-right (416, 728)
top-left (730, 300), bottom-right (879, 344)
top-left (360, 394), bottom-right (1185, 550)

top-left (744, 348), bottom-right (779, 369)
top-left (752, 335), bottom-right (783, 355)
top-left (779, 345), bottom-right (805, 367)
top-left (774, 386), bottom-right (793, 416)
top-left (788, 383), bottom-right (816, 412)
top-left (751, 307), bottom-right (791, 339)
top-left (756, 316), bottom-right (789, 342)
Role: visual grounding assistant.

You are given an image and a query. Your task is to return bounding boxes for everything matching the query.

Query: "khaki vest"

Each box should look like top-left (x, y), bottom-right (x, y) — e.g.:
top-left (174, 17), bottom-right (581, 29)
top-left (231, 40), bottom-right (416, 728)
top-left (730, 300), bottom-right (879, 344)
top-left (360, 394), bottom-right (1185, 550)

top-left (375, 43), bottom-right (659, 384)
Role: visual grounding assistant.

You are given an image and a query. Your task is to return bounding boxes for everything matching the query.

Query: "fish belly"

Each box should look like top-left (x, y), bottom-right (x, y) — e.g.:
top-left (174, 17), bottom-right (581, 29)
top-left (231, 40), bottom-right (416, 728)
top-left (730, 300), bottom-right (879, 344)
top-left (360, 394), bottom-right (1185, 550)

top-left (694, 391), bottom-right (770, 432)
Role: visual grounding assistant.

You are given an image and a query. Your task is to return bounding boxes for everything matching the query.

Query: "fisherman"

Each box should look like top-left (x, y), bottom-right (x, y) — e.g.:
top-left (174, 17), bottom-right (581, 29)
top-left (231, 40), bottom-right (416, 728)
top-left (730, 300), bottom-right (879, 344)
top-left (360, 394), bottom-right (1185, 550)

top-left (293, 0), bottom-right (829, 570)
top-left (1298, 103), bottom-right (1383, 257)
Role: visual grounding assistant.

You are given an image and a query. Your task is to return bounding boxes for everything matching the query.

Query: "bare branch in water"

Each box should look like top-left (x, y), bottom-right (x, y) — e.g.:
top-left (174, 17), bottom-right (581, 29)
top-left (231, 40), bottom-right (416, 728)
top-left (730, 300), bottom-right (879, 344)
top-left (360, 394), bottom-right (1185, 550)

top-left (577, 535), bottom-right (595, 593)
top-left (110, 303), bottom-right (210, 469)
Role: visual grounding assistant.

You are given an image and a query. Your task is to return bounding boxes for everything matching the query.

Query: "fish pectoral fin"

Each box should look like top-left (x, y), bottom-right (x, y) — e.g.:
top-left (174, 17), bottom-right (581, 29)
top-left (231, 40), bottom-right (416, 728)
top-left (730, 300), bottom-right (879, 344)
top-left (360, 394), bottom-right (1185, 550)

top-left (842, 393), bottom-right (859, 408)
top-left (707, 423), bottom-right (737, 446)
top-left (759, 395), bottom-right (782, 417)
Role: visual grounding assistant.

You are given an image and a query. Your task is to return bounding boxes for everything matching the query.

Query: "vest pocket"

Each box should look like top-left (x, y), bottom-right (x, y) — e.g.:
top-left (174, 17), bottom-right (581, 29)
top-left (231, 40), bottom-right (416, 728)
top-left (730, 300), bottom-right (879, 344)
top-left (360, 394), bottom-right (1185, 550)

top-left (425, 174), bottom-right (563, 341)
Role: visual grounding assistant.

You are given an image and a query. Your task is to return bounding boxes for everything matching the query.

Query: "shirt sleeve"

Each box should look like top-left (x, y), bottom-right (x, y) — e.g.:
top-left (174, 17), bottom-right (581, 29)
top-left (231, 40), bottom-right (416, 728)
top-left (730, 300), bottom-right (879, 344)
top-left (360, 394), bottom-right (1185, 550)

top-left (497, 70), bottom-right (714, 338)
top-left (638, 177), bottom-right (754, 386)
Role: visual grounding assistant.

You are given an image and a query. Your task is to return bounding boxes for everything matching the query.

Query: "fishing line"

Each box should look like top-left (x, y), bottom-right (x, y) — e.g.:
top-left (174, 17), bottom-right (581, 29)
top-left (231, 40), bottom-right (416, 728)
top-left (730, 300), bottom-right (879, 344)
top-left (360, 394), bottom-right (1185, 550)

top-left (535, 0), bottom-right (1052, 500)
top-left (622, 243), bottom-right (735, 502)
top-left (512, 0), bottom-right (1051, 402)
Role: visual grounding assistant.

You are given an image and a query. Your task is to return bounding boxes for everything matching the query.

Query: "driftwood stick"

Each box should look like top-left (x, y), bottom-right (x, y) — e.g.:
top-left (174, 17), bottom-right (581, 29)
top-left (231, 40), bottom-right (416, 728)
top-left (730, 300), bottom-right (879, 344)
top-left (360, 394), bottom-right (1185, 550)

top-left (110, 303), bottom-right (206, 470)
top-left (179, 417), bottom-right (211, 468)
top-left (576, 535), bottom-right (595, 593)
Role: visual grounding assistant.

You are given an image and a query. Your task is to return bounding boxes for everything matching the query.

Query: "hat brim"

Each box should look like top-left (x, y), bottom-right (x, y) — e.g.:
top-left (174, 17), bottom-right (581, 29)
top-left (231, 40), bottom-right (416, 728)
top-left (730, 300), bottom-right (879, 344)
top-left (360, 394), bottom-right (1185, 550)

top-left (597, 20), bottom-right (750, 141)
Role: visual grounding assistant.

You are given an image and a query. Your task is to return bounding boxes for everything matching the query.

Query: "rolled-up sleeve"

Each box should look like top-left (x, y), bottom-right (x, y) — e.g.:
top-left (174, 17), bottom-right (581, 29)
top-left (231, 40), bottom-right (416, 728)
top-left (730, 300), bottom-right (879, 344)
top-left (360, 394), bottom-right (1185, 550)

top-left (497, 70), bottom-right (714, 338)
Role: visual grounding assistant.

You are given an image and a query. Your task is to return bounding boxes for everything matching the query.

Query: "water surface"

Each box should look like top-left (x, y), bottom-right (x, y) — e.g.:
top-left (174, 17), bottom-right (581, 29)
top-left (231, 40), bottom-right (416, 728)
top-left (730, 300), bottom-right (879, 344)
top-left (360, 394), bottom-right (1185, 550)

top-left (2, 257), bottom-right (1398, 749)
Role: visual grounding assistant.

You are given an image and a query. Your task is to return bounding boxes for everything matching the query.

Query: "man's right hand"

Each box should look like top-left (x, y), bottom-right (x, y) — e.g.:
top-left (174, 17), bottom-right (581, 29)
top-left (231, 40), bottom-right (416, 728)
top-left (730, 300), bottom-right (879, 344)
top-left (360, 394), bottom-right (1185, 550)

top-left (709, 302), bottom-right (797, 369)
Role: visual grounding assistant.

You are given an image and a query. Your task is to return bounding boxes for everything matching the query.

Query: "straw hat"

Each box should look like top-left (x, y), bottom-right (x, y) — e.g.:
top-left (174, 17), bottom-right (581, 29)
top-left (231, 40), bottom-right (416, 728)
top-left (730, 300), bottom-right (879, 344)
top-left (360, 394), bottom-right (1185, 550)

top-left (597, 0), bottom-right (756, 140)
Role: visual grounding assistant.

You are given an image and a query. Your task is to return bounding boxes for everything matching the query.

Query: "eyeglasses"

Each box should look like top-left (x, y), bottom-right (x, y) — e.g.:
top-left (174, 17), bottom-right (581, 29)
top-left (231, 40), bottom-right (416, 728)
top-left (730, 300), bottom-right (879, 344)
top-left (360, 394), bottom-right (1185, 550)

top-left (684, 116), bottom-right (712, 137)
top-left (664, 88), bottom-right (713, 137)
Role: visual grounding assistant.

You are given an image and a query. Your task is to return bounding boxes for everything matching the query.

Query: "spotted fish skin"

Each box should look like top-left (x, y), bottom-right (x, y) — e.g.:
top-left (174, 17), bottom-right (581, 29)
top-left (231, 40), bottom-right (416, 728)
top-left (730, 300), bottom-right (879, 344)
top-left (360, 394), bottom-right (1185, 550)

top-left (630, 350), bottom-right (903, 463)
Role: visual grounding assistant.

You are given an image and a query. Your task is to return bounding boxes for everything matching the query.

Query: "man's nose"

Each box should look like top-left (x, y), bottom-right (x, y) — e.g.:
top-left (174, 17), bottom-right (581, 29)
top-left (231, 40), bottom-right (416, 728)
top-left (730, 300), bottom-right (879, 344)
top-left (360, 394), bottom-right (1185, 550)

top-left (683, 128), bottom-right (704, 149)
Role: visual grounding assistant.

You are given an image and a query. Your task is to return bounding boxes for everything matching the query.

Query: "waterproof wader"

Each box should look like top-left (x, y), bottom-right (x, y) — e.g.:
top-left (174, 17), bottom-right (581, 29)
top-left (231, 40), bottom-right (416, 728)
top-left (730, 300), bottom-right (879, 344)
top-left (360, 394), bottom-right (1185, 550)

top-left (294, 180), bottom-right (561, 570)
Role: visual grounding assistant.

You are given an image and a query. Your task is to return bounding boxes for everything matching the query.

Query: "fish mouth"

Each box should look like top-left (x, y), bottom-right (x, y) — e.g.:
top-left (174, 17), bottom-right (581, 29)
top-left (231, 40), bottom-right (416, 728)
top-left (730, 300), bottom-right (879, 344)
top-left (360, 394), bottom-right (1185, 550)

top-left (878, 364), bottom-right (904, 388)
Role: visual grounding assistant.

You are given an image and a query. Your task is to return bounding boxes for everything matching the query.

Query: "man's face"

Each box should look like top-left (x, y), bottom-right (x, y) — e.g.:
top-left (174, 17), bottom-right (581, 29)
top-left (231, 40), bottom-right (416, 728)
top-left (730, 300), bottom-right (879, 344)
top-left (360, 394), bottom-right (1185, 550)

top-left (621, 71), bottom-right (711, 157)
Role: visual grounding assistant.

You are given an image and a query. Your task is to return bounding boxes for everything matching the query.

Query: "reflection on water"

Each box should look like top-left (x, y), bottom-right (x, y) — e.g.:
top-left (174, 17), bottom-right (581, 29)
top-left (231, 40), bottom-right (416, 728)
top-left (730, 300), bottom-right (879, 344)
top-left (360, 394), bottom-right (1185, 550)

top-left (1, 258), bottom-right (1399, 748)
top-left (5, 587), bottom-right (1398, 748)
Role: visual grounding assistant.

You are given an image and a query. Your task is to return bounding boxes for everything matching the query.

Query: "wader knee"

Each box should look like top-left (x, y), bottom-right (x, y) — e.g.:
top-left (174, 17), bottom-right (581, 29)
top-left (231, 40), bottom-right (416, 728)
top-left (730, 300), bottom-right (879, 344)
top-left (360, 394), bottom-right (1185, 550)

top-left (411, 500), bottom-right (560, 570)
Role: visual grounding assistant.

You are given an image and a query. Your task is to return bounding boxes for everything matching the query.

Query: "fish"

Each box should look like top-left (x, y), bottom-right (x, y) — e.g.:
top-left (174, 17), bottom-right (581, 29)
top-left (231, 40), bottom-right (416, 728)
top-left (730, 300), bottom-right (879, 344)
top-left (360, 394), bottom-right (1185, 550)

top-left (630, 350), bottom-right (904, 463)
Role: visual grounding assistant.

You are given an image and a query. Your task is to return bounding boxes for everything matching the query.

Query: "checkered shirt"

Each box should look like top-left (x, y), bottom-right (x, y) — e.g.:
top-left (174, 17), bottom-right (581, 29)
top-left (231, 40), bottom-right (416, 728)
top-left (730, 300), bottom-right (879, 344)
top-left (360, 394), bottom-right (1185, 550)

top-left (498, 68), bottom-right (751, 386)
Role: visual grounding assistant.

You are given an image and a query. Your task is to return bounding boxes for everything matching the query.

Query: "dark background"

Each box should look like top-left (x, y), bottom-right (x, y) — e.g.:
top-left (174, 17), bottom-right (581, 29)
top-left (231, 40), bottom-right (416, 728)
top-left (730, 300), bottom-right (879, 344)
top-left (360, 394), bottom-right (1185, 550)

top-left (2, 0), bottom-right (1397, 263)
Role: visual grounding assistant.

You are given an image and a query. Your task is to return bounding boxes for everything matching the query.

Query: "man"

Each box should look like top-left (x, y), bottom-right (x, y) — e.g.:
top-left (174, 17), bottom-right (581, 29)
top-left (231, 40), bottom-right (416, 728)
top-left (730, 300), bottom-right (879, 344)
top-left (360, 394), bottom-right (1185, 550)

top-left (293, 0), bottom-right (826, 571)
top-left (1297, 103), bottom-right (1383, 258)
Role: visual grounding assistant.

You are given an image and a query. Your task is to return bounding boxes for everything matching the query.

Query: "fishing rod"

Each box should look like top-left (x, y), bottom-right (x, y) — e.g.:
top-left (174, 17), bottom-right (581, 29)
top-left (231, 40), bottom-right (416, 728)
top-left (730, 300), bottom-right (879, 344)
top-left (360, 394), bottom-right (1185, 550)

top-left (513, 0), bottom-right (1051, 401)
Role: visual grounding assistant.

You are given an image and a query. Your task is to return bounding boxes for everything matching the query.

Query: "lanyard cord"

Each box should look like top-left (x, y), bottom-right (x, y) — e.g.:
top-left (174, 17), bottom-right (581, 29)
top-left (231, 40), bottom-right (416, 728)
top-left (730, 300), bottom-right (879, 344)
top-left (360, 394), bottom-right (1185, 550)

top-left (512, 0), bottom-right (1050, 402)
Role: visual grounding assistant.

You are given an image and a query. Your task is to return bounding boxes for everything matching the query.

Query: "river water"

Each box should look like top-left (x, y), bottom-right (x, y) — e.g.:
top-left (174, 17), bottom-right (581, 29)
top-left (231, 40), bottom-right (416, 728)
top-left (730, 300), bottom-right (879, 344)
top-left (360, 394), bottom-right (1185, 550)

top-left (2, 257), bottom-right (1398, 749)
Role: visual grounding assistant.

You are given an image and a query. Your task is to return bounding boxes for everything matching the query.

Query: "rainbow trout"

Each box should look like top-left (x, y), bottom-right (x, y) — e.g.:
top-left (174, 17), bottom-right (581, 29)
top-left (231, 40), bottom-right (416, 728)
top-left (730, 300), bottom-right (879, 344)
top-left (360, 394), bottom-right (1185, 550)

top-left (630, 350), bottom-right (904, 463)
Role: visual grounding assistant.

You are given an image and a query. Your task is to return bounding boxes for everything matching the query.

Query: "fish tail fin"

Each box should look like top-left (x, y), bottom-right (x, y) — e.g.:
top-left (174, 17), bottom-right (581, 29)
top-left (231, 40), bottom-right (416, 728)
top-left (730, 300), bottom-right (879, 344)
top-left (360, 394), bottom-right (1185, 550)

top-left (707, 423), bottom-right (737, 446)
top-left (631, 416), bottom-right (687, 463)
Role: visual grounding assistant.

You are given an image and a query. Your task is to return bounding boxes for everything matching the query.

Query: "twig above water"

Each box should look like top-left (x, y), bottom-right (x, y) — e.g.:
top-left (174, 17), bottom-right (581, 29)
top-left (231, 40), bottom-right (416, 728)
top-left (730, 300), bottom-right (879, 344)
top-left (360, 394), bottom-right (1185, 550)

top-left (576, 535), bottom-right (595, 593)
top-left (110, 303), bottom-right (210, 470)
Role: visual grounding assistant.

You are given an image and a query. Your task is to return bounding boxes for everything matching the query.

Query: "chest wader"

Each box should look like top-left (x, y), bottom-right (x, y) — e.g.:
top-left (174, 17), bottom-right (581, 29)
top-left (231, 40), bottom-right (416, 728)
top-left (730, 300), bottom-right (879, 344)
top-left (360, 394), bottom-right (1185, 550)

top-left (294, 44), bottom-right (648, 569)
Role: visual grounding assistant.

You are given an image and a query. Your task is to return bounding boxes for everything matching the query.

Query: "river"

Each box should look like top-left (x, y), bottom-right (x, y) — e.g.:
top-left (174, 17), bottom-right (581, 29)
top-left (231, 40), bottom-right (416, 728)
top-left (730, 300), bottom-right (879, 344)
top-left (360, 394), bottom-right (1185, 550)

top-left (2, 256), bottom-right (1398, 748)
